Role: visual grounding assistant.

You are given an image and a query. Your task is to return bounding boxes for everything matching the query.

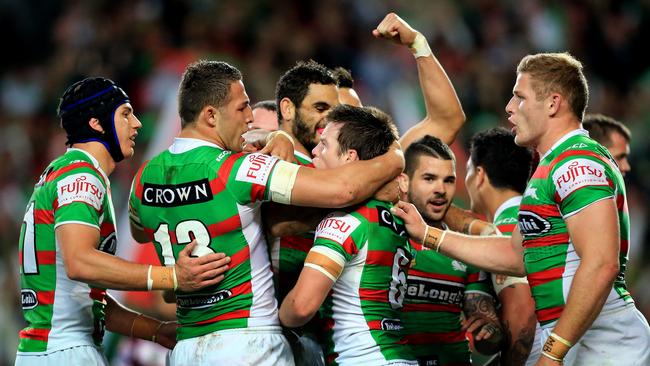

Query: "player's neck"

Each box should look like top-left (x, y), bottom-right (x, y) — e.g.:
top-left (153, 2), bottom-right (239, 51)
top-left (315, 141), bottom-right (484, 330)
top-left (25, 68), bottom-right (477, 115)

top-left (485, 188), bottom-right (520, 223)
top-left (536, 117), bottom-right (582, 155)
top-left (280, 123), bottom-right (311, 156)
top-left (374, 179), bottom-right (400, 204)
top-left (71, 141), bottom-right (115, 175)
top-left (179, 125), bottom-right (226, 150)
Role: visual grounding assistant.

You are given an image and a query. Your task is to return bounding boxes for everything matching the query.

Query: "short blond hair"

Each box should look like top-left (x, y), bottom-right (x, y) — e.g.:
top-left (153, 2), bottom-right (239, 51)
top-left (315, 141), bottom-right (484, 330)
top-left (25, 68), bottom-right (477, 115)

top-left (517, 52), bottom-right (589, 120)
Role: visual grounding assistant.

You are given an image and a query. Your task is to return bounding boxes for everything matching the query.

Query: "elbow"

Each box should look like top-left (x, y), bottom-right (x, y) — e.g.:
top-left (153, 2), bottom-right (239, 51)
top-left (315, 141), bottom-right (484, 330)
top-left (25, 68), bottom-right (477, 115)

top-left (447, 112), bottom-right (466, 144)
top-left (65, 260), bottom-right (92, 283)
top-left (293, 304), bottom-right (317, 326)
top-left (266, 219), bottom-right (285, 237)
top-left (512, 268), bottom-right (526, 278)
top-left (269, 222), bottom-right (303, 237)
top-left (280, 301), bottom-right (317, 328)
top-left (268, 224), bottom-right (284, 238)
top-left (509, 261), bottom-right (526, 278)
top-left (456, 109), bottom-right (467, 127)
top-left (602, 261), bottom-right (620, 282)
top-left (130, 224), bottom-right (150, 244)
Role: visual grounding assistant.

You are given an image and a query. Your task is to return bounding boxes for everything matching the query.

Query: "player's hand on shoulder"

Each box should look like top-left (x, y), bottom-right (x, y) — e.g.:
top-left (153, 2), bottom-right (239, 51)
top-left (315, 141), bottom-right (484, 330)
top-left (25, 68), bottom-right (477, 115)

top-left (390, 200), bottom-right (426, 241)
top-left (259, 131), bottom-right (297, 163)
top-left (242, 129), bottom-right (269, 152)
top-left (174, 240), bottom-right (231, 292)
top-left (372, 12), bottom-right (418, 47)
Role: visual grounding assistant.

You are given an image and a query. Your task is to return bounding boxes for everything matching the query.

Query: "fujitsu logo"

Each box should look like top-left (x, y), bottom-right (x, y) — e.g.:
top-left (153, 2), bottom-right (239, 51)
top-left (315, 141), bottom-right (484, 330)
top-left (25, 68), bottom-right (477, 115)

top-left (555, 160), bottom-right (604, 189)
top-left (246, 154), bottom-right (271, 179)
top-left (59, 175), bottom-right (103, 200)
top-left (317, 217), bottom-right (352, 233)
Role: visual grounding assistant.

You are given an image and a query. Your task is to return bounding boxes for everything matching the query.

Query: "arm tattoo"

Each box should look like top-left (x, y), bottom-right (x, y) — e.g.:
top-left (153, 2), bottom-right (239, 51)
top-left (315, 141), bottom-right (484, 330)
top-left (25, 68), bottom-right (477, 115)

top-left (501, 319), bottom-right (535, 366)
top-left (463, 293), bottom-right (499, 323)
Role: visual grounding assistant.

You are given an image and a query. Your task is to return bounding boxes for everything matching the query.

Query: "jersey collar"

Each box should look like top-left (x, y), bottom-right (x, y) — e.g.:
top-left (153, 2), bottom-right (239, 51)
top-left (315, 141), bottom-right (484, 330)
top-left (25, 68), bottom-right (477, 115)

top-left (169, 137), bottom-right (224, 154)
top-left (541, 128), bottom-right (589, 160)
top-left (66, 147), bottom-right (109, 183)
top-left (294, 150), bottom-right (312, 163)
top-left (493, 195), bottom-right (522, 224)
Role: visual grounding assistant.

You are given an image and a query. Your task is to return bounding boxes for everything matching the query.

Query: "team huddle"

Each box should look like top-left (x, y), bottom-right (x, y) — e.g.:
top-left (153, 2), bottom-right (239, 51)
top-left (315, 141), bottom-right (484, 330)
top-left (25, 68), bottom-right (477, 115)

top-left (16, 13), bottom-right (650, 366)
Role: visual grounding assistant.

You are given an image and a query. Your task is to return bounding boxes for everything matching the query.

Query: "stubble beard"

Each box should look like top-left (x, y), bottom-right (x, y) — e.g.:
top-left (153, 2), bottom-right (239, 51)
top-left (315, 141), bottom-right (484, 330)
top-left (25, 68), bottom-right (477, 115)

top-left (292, 111), bottom-right (317, 152)
top-left (408, 190), bottom-right (447, 228)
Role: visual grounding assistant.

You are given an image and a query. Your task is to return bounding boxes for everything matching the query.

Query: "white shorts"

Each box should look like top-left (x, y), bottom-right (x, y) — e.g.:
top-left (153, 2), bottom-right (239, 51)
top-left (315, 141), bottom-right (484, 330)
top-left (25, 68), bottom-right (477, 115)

top-left (169, 326), bottom-right (294, 366)
top-left (15, 345), bottom-right (108, 366)
top-left (539, 304), bottom-right (650, 366)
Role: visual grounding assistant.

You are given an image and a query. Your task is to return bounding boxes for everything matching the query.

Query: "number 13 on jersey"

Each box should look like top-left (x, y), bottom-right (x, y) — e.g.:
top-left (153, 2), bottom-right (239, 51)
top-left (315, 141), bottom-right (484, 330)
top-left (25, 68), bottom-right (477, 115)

top-left (153, 219), bottom-right (215, 265)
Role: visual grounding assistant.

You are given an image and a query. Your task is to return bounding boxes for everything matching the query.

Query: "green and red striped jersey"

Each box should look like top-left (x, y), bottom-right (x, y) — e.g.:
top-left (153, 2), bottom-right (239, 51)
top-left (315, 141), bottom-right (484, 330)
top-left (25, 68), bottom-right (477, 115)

top-left (402, 235), bottom-right (492, 365)
top-left (311, 199), bottom-right (416, 365)
top-left (519, 129), bottom-right (633, 327)
top-left (129, 138), bottom-right (286, 340)
top-left (18, 148), bottom-right (115, 353)
top-left (494, 196), bottom-right (522, 236)
top-left (270, 150), bottom-right (314, 302)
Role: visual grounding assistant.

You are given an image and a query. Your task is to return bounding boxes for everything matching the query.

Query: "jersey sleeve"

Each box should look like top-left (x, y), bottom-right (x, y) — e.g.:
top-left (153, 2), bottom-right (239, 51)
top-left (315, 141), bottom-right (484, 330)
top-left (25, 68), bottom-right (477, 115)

top-left (128, 162), bottom-right (147, 231)
top-left (464, 266), bottom-right (493, 297)
top-left (53, 167), bottom-right (107, 230)
top-left (550, 155), bottom-right (617, 218)
top-left (304, 211), bottom-right (364, 281)
top-left (225, 152), bottom-right (280, 204)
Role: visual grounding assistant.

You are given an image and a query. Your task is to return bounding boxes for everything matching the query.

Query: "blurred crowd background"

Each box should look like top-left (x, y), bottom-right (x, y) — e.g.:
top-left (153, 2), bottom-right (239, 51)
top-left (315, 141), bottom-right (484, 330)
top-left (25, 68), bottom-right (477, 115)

top-left (1, 0), bottom-right (649, 364)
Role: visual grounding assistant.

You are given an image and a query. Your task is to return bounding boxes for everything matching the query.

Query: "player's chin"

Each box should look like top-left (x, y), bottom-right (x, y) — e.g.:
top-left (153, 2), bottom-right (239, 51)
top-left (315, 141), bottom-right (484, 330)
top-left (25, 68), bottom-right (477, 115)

top-left (312, 158), bottom-right (325, 170)
top-left (423, 211), bottom-right (443, 223)
top-left (122, 147), bottom-right (135, 159)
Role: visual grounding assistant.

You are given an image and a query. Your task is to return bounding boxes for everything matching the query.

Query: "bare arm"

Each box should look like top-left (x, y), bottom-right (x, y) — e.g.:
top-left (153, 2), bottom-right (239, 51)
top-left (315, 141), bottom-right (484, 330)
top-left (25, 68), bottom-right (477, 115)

top-left (279, 266), bottom-right (334, 328)
top-left (58, 224), bottom-right (230, 291)
top-left (499, 284), bottom-right (537, 366)
top-left (263, 203), bottom-right (325, 237)
top-left (444, 204), bottom-right (498, 236)
top-left (391, 200), bottom-right (525, 275)
top-left (291, 142), bottom-right (404, 208)
top-left (105, 294), bottom-right (177, 349)
top-left (373, 12), bottom-right (465, 147)
top-left (548, 198), bottom-right (620, 347)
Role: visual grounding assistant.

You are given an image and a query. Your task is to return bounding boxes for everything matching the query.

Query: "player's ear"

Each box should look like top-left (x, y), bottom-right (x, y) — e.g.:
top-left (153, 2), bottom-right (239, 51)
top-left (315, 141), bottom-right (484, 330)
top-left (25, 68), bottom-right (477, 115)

top-left (88, 118), bottom-right (104, 134)
top-left (344, 149), bottom-right (359, 163)
top-left (280, 98), bottom-right (295, 122)
top-left (547, 93), bottom-right (561, 117)
top-left (201, 105), bottom-right (220, 127)
top-left (397, 172), bottom-right (410, 194)
top-left (475, 166), bottom-right (487, 188)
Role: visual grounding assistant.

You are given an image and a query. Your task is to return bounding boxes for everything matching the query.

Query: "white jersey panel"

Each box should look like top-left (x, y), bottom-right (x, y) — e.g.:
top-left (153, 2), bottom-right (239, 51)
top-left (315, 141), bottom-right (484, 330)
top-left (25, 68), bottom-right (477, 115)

top-left (329, 243), bottom-right (396, 365)
top-left (44, 239), bottom-right (96, 352)
top-left (237, 201), bottom-right (279, 327)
